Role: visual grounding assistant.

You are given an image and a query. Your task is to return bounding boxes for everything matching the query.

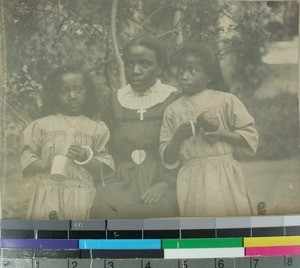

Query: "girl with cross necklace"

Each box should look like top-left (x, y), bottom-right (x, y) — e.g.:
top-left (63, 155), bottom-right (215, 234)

top-left (90, 36), bottom-right (180, 219)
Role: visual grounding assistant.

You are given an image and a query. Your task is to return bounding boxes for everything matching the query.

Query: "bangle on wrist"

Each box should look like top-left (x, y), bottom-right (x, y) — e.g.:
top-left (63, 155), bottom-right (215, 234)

top-left (74, 146), bottom-right (93, 165)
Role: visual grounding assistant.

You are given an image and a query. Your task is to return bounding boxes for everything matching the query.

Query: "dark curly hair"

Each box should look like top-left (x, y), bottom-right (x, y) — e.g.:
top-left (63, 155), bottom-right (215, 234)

top-left (177, 42), bottom-right (228, 92)
top-left (122, 36), bottom-right (168, 68)
top-left (41, 65), bottom-right (98, 118)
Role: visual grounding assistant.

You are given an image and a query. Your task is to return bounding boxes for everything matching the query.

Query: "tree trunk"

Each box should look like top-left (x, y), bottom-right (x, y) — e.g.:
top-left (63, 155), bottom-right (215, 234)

top-left (110, 0), bottom-right (126, 89)
top-left (173, 1), bottom-right (184, 47)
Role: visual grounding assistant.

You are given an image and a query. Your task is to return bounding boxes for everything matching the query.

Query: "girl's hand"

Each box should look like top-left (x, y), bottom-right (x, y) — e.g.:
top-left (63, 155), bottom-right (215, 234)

top-left (68, 145), bottom-right (90, 162)
top-left (141, 181), bottom-right (168, 204)
top-left (23, 159), bottom-right (51, 177)
top-left (174, 122), bottom-right (194, 142)
top-left (36, 159), bottom-right (51, 172)
top-left (202, 128), bottom-right (225, 143)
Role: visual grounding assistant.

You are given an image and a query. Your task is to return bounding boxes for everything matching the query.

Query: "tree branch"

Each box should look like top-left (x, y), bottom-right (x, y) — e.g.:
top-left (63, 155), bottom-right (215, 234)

top-left (111, 0), bottom-right (126, 88)
top-left (140, 4), bottom-right (173, 26)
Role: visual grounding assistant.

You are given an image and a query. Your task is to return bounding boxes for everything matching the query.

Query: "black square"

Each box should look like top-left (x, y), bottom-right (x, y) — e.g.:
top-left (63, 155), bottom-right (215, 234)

top-left (37, 230), bottom-right (69, 239)
top-left (181, 229), bottom-right (216, 238)
top-left (69, 230), bottom-right (106, 239)
top-left (107, 230), bottom-right (143, 239)
top-left (143, 229), bottom-right (180, 239)
top-left (252, 227), bottom-right (284, 237)
top-left (217, 228), bottom-right (251, 238)
top-left (1, 229), bottom-right (34, 239)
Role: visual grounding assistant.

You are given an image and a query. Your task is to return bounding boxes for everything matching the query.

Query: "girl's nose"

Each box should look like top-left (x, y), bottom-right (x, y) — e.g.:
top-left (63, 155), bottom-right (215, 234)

top-left (133, 64), bottom-right (142, 74)
top-left (180, 71), bottom-right (189, 80)
top-left (68, 90), bottom-right (77, 99)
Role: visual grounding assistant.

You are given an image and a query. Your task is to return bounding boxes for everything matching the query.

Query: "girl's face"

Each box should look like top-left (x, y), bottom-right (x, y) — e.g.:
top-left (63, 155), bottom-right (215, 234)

top-left (178, 54), bottom-right (212, 96)
top-left (124, 45), bottom-right (161, 93)
top-left (55, 72), bottom-right (87, 116)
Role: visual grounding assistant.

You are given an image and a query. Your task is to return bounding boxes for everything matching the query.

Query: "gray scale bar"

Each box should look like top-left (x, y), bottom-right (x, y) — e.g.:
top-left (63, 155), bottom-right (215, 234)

top-left (250, 216), bottom-right (284, 228)
top-left (284, 215), bottom-right (300, 226)
top-left (70, 220), bottom-right (106, 230)
top-left (143, 218), bottom-right (180, 230)
top-left (107, 219), bottom-right (143, 230)
top-left (1, 216), bottom-right (300, 232)
top-left (180, 217), bottom-right (216, 230)
top-left (216, 217), bottom-right (251, 229)
top-left (0, 220), bottom-right (70, 230)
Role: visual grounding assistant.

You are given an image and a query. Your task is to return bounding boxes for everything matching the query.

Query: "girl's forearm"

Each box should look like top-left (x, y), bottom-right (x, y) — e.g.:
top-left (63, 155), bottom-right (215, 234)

top-left (83, 159), bottom-right (112, 179)
top-left (163, 135), bottom-right (182, 165)
top-left (23, 159), bottom-right (50, 178)
top-left (218, 130), bottom-right (247, 146)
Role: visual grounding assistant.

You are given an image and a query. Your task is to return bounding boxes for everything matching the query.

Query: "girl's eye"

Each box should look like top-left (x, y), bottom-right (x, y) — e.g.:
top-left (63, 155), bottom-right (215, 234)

top-left (125, 62), bottom-right (133, 68)
top-left (190, 68), bottom-right (197, 74)
top-left (74, 85), bottom-right (85, 92)
top-left (60, 88), bottom-right (69, 95)
top-left (178, 67), bottom-right (184, 73)
top-left (141, 61), bottom-right (150, 68)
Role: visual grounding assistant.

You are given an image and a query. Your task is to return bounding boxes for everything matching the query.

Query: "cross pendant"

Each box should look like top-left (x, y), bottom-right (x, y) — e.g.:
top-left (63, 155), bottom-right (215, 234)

top-left (137, 109), bottom-right (146, 120)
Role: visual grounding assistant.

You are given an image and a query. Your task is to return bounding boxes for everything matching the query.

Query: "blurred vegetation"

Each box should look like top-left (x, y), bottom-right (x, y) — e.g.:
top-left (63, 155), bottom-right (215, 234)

top-left (246, 93), bottom-right (299, 160)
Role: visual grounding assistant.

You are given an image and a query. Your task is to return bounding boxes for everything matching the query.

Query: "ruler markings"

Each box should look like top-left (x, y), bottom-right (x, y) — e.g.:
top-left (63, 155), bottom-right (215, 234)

top-left (2, 257), bottom-right (300, 267)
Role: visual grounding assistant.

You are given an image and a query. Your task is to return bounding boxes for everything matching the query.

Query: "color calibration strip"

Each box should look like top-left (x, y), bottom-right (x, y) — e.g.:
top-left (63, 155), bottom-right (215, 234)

top-left (1, 236), bottom-right (300, 258)
top-left (1, 215), bottom-right (300, 267)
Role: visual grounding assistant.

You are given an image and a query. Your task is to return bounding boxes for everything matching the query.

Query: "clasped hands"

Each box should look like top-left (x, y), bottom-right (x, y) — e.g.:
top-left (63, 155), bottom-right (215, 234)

top-left (174, 121), bottom-right (223, 143)
top-left (141, 181), bottom-right (168, 204)
top-left (67, 145), bottom-right (92, 163)
top-left (38, 145), bottom-right (92, 172)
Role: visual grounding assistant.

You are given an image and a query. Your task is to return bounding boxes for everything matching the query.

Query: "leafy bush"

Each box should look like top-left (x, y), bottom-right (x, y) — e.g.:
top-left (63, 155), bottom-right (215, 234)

top-left (246, 93), bottom-right (299, 160)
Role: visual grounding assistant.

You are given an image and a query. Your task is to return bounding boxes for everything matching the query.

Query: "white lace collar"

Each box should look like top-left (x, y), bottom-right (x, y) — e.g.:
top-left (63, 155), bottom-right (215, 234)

top-left (117, 80), bottom-right (177, 110)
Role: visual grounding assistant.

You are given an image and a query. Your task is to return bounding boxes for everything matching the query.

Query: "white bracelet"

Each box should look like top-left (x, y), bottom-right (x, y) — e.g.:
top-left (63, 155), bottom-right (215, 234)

top-left (74, 146), bottom-right (93, 165)
top-left (189, 120), bottom-right (196, 137)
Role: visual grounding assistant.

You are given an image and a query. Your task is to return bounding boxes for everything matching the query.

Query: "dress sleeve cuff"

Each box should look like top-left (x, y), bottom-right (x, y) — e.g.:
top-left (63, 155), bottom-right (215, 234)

top-left (159, 143), bottom-right (181, 170)
top-left (235, 127), bottom-right (258, 156)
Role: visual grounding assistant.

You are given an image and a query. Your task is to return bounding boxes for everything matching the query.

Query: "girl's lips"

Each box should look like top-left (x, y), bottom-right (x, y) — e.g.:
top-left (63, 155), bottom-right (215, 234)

top-left (67, 102), bottom-right (80, 108)
top-left (180, 84), bottom-right (191, 88)
top-left (130, 80), bottom-right (143, 84)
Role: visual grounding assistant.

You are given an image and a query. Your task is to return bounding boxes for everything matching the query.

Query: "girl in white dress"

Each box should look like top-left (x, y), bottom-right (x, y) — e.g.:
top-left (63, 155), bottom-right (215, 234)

top-left (160, 43), bottom-right (258, 217)
top-left (21, 65), bottom-right (115, 219)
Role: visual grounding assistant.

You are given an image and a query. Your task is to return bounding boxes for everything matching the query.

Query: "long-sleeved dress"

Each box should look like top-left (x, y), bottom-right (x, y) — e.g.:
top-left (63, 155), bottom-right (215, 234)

top-left (90, 80), bottom-right (179, 219)
top-left (160, 89), bottom-right (258, 217)
top-left (21, 114), bottom-right (115, 219)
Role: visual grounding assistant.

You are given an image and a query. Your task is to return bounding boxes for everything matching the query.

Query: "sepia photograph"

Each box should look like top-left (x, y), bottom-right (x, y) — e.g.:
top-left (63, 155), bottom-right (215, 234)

top-left (0, 0), bottom-right (299, 220)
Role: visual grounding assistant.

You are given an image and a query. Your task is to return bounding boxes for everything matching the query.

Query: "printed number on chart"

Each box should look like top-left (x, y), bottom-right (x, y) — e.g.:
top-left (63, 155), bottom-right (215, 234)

top-left (71, 261), bottom-right (78, 268)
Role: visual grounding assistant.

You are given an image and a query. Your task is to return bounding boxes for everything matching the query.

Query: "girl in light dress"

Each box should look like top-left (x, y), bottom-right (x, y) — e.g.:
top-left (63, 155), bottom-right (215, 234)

top-left (160, 43), bottom-right (258, 217)
top-left (21, 65), bottom-right (115, 219)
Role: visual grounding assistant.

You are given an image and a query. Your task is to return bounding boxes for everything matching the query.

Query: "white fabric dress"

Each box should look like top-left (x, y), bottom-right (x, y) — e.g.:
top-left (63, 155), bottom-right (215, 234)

top-left (160, 89), bottom-right (258, 217)
top-left (21, 114), bottom-right (115, 219)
